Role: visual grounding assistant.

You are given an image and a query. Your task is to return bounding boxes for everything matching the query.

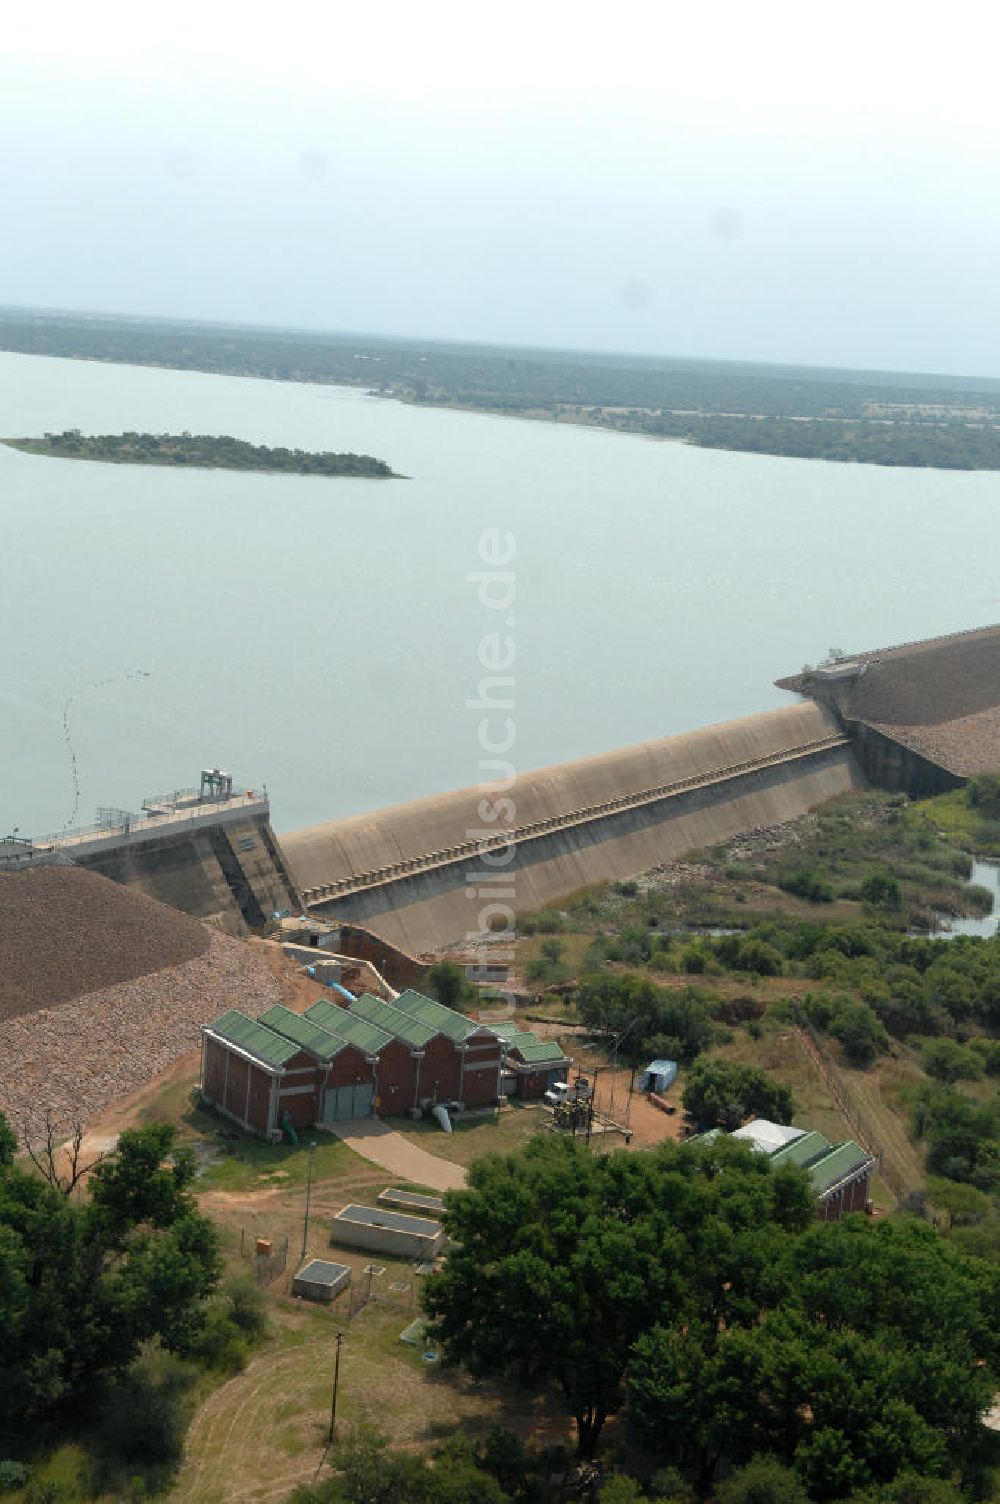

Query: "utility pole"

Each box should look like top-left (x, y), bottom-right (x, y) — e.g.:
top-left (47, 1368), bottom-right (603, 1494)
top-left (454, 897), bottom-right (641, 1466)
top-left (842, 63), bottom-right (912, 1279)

top-left (328, 1330), bottom-right (344, 1443)
top-left (586, 1066), bottom-right (600, 1145)
top-left (300, 1141), bottom-right (317, 1264)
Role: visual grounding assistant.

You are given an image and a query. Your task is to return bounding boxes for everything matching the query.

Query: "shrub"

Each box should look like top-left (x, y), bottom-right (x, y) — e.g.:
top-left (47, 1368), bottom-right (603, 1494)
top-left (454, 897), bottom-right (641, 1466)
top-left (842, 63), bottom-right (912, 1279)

top-left (776, 868), bottom-right (834, 904)
top-left (967, 773), bottom-right (1000, 810)
top-left (190, 1306), bottom-right (250, 1374)
top-left (733, 938), bottom-right (783, 977)
top-left (715, 1456), bottom-right (809, 1504)
top-left (426, 960), bottom-right (476, 1011)
top-left (99, 1351), bottom-right (193, 1468)
top-left (827, 999), bottom-right (888, 1067)
top-left (923, 1039), bottom-right (985, 1084)
top-left (970, 1038), bottom-right (1000, 1075)
top-left (223, 1275), bottom-right (268, 1339)
top-left (860, 872), bottom-right (902, 909)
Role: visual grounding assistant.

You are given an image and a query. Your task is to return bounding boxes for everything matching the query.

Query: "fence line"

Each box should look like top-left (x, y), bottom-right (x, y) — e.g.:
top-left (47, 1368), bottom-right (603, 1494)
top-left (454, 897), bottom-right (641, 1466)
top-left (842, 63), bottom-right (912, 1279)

top-left (791, 1014), bottom-right (912, 1204)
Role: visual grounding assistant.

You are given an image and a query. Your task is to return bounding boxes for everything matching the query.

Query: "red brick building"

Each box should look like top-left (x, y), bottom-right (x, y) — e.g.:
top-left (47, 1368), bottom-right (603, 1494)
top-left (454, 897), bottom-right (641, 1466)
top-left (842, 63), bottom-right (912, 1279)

top-left (202, 989), bottom-right (569, 1135)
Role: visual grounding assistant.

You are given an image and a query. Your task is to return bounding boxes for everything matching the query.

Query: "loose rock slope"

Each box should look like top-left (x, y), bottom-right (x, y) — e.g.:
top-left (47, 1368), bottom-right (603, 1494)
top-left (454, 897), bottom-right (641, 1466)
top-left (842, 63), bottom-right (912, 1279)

top-left (0, 867), bottom-right (282, 1140)
top-left (0, 865), bottom-right (209, 1019)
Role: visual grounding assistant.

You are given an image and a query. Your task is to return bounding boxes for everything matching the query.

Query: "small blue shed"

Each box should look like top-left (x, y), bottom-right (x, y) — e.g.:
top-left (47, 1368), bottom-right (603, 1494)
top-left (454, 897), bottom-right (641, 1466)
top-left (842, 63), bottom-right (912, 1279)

top-left (638, 1059), bottom-right (677, 1094)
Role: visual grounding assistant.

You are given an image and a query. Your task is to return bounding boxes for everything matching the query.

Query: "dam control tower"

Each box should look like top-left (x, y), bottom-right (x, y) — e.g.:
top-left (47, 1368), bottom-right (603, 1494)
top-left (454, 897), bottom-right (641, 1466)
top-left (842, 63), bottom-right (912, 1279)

top-left (25, 770), bottom-right (302, 935)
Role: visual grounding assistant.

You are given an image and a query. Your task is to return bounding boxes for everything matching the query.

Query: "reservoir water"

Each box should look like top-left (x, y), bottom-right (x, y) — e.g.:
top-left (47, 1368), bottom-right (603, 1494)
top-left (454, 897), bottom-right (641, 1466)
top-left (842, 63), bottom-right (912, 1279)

top-left (3, 349), bottom-right (1000, 837)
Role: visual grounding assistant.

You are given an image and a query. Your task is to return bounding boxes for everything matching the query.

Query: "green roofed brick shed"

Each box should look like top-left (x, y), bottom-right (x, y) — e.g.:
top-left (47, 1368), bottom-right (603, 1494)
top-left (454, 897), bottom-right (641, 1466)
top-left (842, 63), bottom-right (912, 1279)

top-left (201, 1009), bottom-right (319, 1140)
top-left (490, 1020), bottom-right (571, 1101)
top-left (736, 1120), bottom-right (877, 1221)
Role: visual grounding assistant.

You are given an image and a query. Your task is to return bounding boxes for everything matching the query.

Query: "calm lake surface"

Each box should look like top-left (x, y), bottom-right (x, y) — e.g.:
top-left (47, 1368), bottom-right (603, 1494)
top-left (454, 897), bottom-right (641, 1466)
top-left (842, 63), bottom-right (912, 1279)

top-left (3, 350), bottom-right (1000, 838)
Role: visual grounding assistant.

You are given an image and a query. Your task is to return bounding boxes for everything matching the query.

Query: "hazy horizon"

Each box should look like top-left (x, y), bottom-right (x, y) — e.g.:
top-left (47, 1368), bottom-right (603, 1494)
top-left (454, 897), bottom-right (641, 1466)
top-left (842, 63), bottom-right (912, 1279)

top-left (4, 2), bottom-right (1000, 378)
top-left (9, 301), bottom-right (1000, 392)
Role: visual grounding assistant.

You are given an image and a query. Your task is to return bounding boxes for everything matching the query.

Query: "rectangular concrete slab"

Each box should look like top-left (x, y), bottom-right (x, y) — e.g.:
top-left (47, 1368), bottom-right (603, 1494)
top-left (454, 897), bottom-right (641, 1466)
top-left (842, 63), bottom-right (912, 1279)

top-left (331, 1203), bottom-right (445, 1259)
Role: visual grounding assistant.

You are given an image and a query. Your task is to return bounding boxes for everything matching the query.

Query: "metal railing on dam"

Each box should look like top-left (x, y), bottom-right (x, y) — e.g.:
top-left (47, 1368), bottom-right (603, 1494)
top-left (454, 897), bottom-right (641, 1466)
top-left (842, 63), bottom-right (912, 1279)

top-left (301, 731), bottom-right (850, 905)
top-left (34, 789), bottom-right (269, 853)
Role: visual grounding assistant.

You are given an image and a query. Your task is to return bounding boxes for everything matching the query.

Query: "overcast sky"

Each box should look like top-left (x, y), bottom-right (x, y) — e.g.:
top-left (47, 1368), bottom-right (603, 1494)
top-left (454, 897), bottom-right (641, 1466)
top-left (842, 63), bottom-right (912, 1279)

top-left (3, 1), bottom-right (999, 376)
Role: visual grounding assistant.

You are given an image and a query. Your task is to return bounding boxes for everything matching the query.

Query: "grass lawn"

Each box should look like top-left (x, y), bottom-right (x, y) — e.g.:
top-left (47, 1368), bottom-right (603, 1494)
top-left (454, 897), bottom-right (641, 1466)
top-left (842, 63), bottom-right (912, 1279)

top-left (391, 1102), bottom-right (549, 1167)
top-left (171, 1285), bottom-right (569, 1504)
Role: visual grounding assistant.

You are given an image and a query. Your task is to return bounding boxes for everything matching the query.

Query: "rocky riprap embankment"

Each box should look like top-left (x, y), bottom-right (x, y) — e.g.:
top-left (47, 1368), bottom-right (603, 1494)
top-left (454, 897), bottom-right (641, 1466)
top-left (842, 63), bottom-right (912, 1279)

top-left (0, 866), bottom-right (284, 1143)
top-left (0, 928), bottom-right (283, 1144)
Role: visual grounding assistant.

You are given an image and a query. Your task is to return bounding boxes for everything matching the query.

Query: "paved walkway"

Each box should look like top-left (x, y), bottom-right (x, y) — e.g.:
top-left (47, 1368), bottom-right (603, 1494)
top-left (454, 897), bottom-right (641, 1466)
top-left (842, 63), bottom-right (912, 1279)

top-left (322, 1117), bottom-right (467, 1192)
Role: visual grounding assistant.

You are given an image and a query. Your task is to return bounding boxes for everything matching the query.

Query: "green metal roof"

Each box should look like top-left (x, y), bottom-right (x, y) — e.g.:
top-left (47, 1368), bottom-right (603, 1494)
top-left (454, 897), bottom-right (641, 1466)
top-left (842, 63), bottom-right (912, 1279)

top-left (508, 1036), bottom-right (567, 1065)
top-left (483, 1019), bottom-right (567, 1065)
top-left (349, 994), bottom-right (438, 1050)
top-left (806, 1141), bottom-right (874, 1196)
top-left (207, 1009), bottom-right (302, 1069)
top-left (258, 1004), bottom-right (348, 1063)
top-left (769, 1130), bottom-right (832, 1170)
top-left (391, 989), bottom-right (479, 1042)
top-left (304, 998), bottom-right (393, 1056)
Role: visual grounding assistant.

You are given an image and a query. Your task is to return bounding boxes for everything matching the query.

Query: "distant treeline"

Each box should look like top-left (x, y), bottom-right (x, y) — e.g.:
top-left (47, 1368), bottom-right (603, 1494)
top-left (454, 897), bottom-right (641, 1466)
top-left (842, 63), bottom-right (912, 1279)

top-left (3, 307), bottom-right (1000, 470)
top-left (635, 410), bottom-right (1000, 469)
top-left (3, 429), bottom-right (399, 477)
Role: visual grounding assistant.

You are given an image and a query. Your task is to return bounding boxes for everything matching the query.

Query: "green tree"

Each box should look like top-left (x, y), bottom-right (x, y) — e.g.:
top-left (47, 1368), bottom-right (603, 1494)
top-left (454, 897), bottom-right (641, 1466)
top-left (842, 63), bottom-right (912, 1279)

top-left (0, 1116), bottom-right (220, 1435)
top-left (630, 1220), bottom-right (997, 1495)
top-left (922, 1039), bottom-right (984, 1084)
top-left (424, 1136), bottom-right (811, 1459)
top-left (681, 1060), bottom-right (793, 1131)
top-left (426, 961), bottom-right (476, 1012)
top-left (826, 1000), bottom-right (887, 1067)
top-left (715, 1456), bottom-right (809, 1504)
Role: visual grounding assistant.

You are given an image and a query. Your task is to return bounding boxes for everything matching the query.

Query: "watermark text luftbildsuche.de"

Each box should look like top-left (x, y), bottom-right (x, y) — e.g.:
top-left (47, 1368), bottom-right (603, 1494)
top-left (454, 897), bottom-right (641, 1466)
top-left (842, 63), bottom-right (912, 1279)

top-left (465, 528), bottom-right (517, 1010)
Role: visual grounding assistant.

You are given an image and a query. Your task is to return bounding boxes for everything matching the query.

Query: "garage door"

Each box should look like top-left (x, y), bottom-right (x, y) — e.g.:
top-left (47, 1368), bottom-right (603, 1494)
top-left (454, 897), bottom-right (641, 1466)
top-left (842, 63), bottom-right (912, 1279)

top-left (323, 1082), bottom-right (375, 1122)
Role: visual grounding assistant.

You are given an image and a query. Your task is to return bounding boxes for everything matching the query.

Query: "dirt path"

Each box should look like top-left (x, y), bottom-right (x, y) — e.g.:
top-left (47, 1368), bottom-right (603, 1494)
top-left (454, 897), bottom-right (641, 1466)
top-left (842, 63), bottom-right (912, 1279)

top-left (323, 1120), bottom-right (467, 1191)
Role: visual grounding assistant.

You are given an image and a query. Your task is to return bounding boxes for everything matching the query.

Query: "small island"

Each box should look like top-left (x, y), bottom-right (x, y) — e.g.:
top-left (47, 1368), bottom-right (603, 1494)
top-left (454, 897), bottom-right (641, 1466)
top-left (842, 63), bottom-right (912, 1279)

top-left (2, 429), bottom-right (401, 478)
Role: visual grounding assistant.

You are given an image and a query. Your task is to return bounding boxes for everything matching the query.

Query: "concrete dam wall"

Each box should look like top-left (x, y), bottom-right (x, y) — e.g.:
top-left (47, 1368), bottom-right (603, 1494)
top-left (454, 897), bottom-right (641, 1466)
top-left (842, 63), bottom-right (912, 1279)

top-left (282, 702), bottom-right (865, 955)
top-left (40, 791), bottom-right (302, 937)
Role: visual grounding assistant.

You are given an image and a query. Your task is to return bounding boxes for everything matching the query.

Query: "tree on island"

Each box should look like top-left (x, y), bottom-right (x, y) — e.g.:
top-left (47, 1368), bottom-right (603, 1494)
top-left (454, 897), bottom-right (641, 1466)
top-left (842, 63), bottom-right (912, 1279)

top-left (4, 430), bottom-right (399, 478)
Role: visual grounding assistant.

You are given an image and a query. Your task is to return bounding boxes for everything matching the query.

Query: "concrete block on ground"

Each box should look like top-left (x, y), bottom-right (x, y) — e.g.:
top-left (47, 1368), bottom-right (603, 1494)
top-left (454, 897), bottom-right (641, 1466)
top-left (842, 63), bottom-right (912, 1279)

top-left (330, 1203), bottom-right (445, 1259)
top-left (292, 1259), bottom-right (352, 1303)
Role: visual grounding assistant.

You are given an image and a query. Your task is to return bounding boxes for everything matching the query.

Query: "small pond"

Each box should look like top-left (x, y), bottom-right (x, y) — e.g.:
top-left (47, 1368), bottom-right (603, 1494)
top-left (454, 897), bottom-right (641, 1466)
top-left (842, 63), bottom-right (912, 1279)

top-left (931, 860), bottom-right (1000, 940)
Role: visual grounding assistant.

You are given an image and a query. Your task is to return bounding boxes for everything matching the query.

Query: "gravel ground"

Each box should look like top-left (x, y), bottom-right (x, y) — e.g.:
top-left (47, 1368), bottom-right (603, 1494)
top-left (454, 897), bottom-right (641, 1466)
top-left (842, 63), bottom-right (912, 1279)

top-left (0, 866), bottom-right (209, 1020)
top-left (0, 929), bottom-right (282, 1143)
